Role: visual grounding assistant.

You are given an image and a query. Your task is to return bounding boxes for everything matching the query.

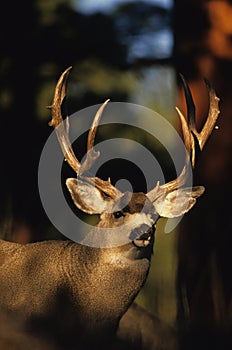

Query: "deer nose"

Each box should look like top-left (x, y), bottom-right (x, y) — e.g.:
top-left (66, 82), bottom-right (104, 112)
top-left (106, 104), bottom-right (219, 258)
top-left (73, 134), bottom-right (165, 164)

top-left (131, 224), bottom-right (155, 248)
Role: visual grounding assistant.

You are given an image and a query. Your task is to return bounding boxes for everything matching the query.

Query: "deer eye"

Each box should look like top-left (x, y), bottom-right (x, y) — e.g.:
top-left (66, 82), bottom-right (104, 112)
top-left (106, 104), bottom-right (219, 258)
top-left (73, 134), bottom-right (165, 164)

top-left (113, 211), bottom-right (125, 219)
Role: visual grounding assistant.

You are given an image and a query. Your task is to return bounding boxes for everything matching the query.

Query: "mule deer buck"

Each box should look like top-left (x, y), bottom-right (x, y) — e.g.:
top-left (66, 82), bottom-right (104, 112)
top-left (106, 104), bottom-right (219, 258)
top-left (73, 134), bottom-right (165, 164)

top-left (0, 68), bottom-right (219, 349)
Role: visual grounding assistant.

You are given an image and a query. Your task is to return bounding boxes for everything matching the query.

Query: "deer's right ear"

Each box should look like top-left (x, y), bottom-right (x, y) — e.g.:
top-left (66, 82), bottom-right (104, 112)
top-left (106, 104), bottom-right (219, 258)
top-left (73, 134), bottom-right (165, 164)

top-left (153, 186), bottom-right (205, 218)
top-left (66, 178), bottom-right (111, 214)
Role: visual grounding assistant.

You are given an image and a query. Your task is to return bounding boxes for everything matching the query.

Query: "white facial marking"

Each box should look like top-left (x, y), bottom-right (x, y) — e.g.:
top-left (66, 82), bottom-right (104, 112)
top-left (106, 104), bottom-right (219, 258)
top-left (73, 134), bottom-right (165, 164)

top-left (129, 213), bottom-right (154, 227)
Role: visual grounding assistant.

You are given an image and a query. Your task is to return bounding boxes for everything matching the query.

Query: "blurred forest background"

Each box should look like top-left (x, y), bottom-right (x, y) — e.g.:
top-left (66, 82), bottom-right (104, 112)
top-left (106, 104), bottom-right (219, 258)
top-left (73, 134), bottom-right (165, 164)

top-left (0, 0), bottom-right (232, 348)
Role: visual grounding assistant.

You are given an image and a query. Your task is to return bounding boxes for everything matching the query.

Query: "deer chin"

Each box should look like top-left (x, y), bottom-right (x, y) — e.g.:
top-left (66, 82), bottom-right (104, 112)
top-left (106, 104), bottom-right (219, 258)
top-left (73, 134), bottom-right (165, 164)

top-left (110, 226), bottom-right (155, 263)
top-left (133, 237), bottom-right (151, 248)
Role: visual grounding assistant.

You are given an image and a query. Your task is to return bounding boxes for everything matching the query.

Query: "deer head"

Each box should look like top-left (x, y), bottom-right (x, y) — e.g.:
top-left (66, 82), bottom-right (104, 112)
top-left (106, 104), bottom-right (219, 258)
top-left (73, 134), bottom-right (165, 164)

top-left (48, 67), bottom-right (220, 250)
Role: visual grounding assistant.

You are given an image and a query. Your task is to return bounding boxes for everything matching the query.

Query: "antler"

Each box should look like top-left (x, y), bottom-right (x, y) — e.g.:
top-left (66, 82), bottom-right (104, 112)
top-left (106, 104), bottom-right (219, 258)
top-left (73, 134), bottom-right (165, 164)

top-left (176, 75), bottom-right (220, 167)
top-left (50, 69), bottom-right (220, 203)
top-left (147, 76), bottom-right (220, 201)
top-left (49, 67), bottom-right (120, 199)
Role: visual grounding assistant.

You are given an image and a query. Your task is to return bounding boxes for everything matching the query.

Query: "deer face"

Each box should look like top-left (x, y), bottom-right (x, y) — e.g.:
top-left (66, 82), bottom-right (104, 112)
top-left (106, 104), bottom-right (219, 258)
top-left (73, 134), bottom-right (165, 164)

top-left (65, 177), bottom-right (205, 250)
top-left (67, 178), bottom-right (158, 249)
top-left (104, 191), bottom-right (157, 249)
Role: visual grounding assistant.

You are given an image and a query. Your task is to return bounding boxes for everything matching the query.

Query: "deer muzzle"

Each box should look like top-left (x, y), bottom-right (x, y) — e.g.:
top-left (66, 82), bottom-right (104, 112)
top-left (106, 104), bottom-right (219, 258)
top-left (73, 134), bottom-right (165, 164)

top-left (131, 224), bottom-right (156, 248)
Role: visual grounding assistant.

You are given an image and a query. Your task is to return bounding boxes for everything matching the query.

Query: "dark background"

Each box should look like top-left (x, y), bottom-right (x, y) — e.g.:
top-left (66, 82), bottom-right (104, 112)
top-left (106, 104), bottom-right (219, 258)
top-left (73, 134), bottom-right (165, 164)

top-left (0, 0), bottom-right (232, 348)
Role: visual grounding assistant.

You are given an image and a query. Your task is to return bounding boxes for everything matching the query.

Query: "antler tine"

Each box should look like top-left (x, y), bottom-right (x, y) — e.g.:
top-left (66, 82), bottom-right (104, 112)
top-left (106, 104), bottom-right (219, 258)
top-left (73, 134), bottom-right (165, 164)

top-left (79, 98), bottom-right (121, 198)
top-left (49, 66), bottom-right (80, 173)
top-left (179, 74), bottom-right (196, 131)
top-left (178, 74), bottom-right (198, 167)
top-left (87, 99), bottom-right (110, 152)
top-left (80, 99), bottom-right (110, 175)
top-left (197, 79), bottom-right (220, 150)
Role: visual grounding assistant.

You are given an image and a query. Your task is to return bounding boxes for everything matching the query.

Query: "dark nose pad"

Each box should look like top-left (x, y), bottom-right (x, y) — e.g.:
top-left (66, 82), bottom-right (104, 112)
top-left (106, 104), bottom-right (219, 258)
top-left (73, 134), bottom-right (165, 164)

top-left (139, 224), bottom-right (156, 240)
top-left (129, 224), bottom-right (150, 241)
top-left (131, 224), bottom-right (156, 250)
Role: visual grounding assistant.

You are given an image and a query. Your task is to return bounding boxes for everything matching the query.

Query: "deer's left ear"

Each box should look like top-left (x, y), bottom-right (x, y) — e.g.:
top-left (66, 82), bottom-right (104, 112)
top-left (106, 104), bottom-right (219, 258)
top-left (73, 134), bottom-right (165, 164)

top-left (66, 178), bottom-right (113, 215)
top-left (153, 186), bottom-right (205, 218)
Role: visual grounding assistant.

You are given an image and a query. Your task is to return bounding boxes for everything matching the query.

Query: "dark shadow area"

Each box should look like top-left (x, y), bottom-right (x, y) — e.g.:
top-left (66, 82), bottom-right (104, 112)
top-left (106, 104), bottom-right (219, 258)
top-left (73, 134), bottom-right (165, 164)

top-left (174, 0), bottom-right (232, 348)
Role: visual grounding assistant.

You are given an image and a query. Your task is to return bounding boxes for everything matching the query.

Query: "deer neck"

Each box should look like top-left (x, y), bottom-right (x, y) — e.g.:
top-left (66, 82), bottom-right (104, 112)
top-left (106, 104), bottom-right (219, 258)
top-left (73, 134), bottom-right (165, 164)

top-left (65, 240), bottom-right (152, 332)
